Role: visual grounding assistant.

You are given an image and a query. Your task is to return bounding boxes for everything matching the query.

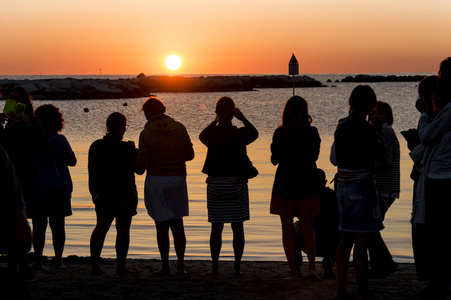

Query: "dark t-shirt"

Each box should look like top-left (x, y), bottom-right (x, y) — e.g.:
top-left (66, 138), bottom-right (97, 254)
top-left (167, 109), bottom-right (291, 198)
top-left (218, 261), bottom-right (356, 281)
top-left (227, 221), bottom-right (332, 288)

top-left (88, 135), bottom-right (137, 201)
top-left (334, 112), bottom-right (385, 170)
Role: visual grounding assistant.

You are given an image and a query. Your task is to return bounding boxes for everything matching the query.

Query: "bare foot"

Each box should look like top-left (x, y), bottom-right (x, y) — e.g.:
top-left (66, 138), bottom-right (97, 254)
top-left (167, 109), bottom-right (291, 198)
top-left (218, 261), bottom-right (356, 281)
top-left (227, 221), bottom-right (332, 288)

top-left (206, 269), bottom-right (219, 276)
top-left (117, 268), bottom-right (136, 275)
top-left (30, 262), bottom-right (43, 270)
top-left (176, 269), bottom-right (188, 276)
top-left (153, 269), bottom-right (170, 276)
top-left (284, 273), bottom-right (300, 281)
top-left (334, 289), bottom-right (355, 299)
top-left (176, 262), bottom-right (187, 275)
top-left (309, 270), bottom-right (321, 282)
top-left (54, 263), bottom-right (67, 269)
top-left (91, 267), bottom-right (104, 275)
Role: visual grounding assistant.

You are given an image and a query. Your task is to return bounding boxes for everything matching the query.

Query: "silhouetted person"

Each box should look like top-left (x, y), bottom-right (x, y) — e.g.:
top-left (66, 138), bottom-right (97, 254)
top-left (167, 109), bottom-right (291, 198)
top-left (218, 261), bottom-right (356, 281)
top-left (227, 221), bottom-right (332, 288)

top-left (29, 104), bottom-right (76, 269)
top-left (0, 86), bottom-right (48, 282)
top-left (0, 145), bottom-right (32, 299)
top-left (331, 85), bottom-right (385, 300)
top-left (270, 96), bottom-right (321, 281)
top-left (295, 168), bottom-right (340, 279)
top-left (415, 57), bottom-right (451, 298)
top-left (89, 112), bottom-right (138, 275)
top-left (367, 101), bottom-right (399, 278)
top-left (406, 75), bottom-right (437, 283)
top-left (199, 96), bottom-right (258, 275)
top-left (137, 97), bottom-right (194, 275)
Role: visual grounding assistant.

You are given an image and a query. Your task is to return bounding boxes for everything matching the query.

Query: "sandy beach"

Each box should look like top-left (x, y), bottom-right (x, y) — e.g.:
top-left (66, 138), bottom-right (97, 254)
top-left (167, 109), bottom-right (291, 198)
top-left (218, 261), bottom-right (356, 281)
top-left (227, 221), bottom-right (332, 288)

top-left (8, 257), bottom-right (425, 300)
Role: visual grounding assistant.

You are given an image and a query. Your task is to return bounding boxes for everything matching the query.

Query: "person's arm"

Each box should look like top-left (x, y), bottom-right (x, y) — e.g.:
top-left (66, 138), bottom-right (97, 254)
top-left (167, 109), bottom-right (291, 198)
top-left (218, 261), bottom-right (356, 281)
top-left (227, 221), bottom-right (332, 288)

top-left (9, 209), bottom-right (32, 255)
top-left (62, 135), bottom-right (77, 167)
top-left (199, 119), bottom-right (218, 146)
top-left (311, 127), bottom-right (321, 162)
top-left (88, 143), bottom-right (101, 197)
top-left (235, 108), bottom-right (258, 145)
top-left (180, 125), bottom-right (195, 162)
top-left (418, 104), bottom-right (451, 145)
top-left (372, 125), bottom-right (387, 168)
top-left (330, 141), bottom-right (337, 166)
top-left (1, 147), bottom-right (31, 255)
top-left (270, 130), bottom-right (281, 166)
top-left (136, 131), bottom-right (149, 175)
top-left (379, 127), bottom-right (399, 169)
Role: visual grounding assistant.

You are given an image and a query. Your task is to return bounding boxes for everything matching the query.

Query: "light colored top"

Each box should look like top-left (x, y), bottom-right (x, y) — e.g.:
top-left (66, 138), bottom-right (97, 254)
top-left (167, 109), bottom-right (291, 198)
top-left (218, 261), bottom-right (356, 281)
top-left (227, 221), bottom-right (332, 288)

top-left (418, 102), bottom-right (451, 179)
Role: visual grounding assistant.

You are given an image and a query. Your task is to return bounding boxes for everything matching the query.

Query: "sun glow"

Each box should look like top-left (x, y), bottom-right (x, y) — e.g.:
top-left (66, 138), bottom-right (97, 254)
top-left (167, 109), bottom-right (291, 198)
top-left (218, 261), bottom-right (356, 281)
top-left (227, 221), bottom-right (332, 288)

top-left (165, 55), bottom-right (182, 71)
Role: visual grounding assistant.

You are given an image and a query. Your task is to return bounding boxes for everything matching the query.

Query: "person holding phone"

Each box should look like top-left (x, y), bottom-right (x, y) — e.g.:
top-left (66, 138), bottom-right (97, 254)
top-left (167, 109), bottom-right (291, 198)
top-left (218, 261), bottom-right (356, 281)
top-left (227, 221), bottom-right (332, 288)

top-left (0, 86), bottom-right (48, 282)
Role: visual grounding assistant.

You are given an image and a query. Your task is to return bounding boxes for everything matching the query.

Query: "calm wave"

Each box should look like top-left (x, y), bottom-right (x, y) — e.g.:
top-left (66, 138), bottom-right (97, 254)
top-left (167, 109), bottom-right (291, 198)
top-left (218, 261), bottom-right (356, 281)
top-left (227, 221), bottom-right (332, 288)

top-left (3, 74), bottom-right (429, 262)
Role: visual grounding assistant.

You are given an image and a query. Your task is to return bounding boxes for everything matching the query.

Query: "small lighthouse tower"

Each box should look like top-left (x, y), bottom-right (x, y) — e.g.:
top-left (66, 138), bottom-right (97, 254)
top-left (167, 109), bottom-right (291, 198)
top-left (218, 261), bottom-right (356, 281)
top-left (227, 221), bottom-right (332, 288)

top-left (289, 54), bottom-right (299, 96)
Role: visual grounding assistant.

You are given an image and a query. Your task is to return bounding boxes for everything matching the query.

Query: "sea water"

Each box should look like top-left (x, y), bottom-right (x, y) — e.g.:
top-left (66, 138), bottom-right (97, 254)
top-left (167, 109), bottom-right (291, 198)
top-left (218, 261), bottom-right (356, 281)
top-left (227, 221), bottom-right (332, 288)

top-left (2, 74), bottom-right (430, 262)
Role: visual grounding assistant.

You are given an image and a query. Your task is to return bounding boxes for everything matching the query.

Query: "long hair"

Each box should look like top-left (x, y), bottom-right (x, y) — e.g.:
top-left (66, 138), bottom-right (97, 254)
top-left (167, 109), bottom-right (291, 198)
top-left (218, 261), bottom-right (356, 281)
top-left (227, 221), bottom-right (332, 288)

top-left (433, 57), bottom-right (451, 112)
top-left (418, 75), bottom-right (437, 98)
top-left (10, 86), bottom-right (34, 117)
top-left (281, 96), bottom-right (312, 128)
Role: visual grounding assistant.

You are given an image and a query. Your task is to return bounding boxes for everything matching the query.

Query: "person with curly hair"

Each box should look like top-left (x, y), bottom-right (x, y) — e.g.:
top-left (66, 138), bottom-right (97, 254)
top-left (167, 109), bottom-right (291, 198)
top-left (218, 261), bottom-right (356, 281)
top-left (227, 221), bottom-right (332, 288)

top-left (32, 104), bottom-right (77, 269)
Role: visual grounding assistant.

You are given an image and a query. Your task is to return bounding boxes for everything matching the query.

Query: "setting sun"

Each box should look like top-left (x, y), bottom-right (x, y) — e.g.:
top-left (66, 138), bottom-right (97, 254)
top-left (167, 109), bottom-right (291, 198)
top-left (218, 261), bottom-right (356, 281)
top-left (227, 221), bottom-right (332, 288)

top-left (165, 55), bottom-right (182, 71)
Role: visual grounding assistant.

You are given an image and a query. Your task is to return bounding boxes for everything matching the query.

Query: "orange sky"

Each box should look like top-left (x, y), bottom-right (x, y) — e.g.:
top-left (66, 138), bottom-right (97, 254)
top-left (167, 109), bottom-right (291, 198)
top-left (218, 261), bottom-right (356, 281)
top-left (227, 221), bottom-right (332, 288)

top-left (1, 0), bottom-right (450, 75)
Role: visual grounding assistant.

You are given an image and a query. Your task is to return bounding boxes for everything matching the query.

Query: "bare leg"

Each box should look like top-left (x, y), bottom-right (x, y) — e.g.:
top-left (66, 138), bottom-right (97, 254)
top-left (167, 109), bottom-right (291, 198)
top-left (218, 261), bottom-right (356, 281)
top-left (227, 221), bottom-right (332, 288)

top-left (299, 216), bottom-right (320, 281)
top-left (335, 231), bottom-right (354, 298)
top-left (231, 222), bottom-right (245, 275)
top-left (280, 215), bottom-right (298, 280)
top-left (209, 223), bottom-right (224, 275)
top-left (115, 215), bottom-right (133, 274)
top-left (354, 233), bottom-right (371, 298)
top-left (49, 216), bottom-right (66, 268)
top-left (90, 214), bottom-right (114, 274)
top-left (154, 221), bottom-right (171, 274)
top-left (32, 217), bottom-right (48, 269)
top-left (169, 218), bottom-right (187, 274)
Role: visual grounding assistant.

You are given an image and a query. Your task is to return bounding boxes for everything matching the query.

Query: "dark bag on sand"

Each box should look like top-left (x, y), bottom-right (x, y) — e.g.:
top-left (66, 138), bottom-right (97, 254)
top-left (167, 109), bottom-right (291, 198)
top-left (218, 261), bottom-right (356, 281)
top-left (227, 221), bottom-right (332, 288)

top-left (244, 156), bottom-right (259, 179)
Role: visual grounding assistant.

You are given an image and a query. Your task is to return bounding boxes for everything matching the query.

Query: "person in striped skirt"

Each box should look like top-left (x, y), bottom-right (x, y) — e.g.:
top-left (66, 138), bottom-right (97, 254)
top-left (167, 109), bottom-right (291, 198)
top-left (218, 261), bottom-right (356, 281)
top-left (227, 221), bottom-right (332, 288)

top-left (199, 96), bottom-right (259, 276)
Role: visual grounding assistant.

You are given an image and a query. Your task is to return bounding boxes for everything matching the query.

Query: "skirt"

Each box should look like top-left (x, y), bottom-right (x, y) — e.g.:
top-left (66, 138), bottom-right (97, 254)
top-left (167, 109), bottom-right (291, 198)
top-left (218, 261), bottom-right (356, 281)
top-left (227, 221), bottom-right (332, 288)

top-left (206, 176), bottom-right (249, 223)
top-left (25, 197), bottom-right (72, 219)
top-left (270, 193), bottom-right (320, 218)
top-left (144, 175), bottom-right (189, 222)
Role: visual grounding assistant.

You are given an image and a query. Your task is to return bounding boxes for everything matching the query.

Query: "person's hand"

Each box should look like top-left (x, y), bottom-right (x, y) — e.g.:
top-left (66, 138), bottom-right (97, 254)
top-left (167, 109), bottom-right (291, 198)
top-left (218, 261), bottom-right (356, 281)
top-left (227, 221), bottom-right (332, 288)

top-left (18, 115), bottom-right (31, 127)
top-left (234, 107), bottom-right (246, 122)
top-left (415, 97), bottom-right (428, 113)
top-left (5, 112), bottom-right (19, 126)
top-left (369, 112), bottom-right (383, 130)
top-left (0, 113), bottom-right (6, 124)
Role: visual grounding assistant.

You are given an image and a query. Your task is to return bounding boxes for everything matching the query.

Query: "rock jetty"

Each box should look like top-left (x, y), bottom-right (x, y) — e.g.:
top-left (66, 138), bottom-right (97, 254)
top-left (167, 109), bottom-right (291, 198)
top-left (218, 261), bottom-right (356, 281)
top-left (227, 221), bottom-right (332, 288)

top-left (0, 74), bottom-right (323, 100)
top-left (341, 74), bottom-right (427, 83)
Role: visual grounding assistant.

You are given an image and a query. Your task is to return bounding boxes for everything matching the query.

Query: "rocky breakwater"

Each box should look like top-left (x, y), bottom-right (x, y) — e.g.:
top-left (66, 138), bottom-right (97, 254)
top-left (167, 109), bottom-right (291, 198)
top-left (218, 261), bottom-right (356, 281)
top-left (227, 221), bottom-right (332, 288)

top-left (341, 74), bottom-right (427, 82)
top-left (0, 74), bottom-right (323, 100)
